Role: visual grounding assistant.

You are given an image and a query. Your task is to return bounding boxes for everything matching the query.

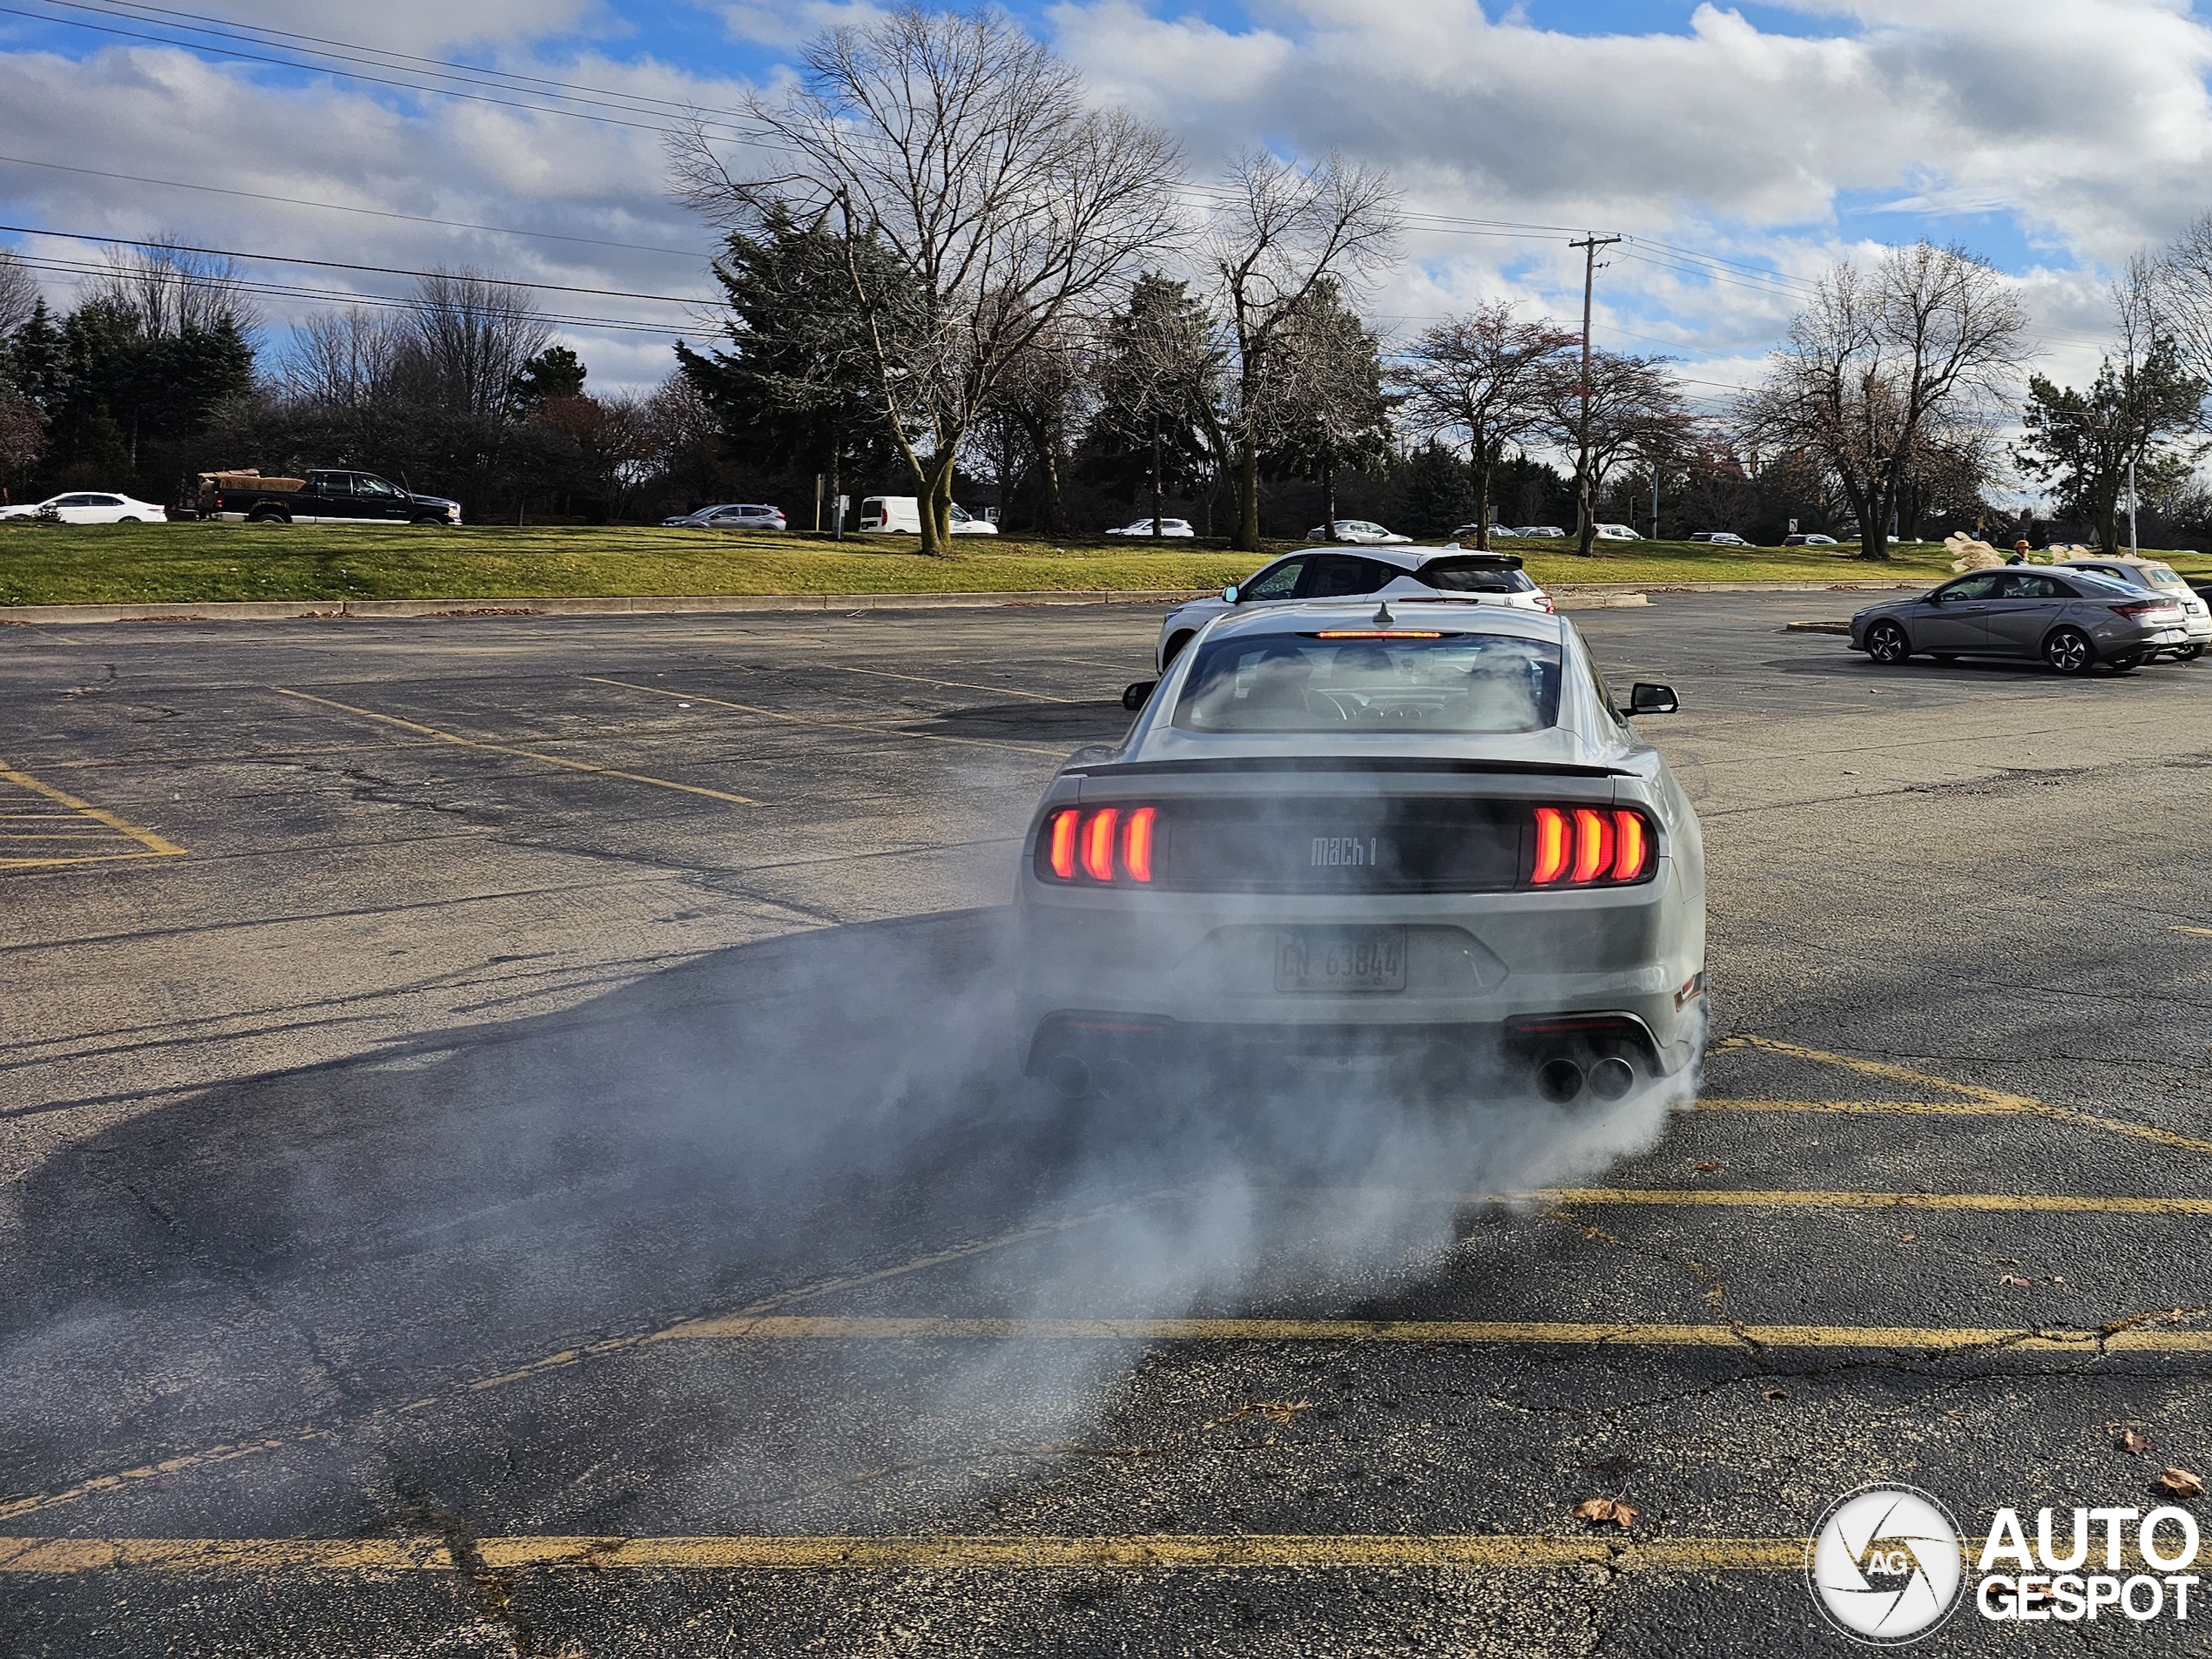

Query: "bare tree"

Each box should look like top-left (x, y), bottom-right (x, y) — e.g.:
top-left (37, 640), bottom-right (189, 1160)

top-left (1742, 243), bottom-right (2028, 560)
top-left (993, 318), bottom-right (1091, 532)
top-left (1393, 302), bottom-right (1575, 548)
top-left (1208, 150), bottom-right (1399, 550)
top-left (282, 307), bottom-right (401, 410)
top-left (87, 235), bottom-right (260, 337)
top-left (400, 269), bottom-right (552, 418)
top-left (1543, 349), bottom-right (1690, 541)
top-left (671, 5), bottom-right (1184, 553)
top-left (1270, 278), bottom-right (1390, 540)
top-left (0, 249), bottom-right (39, 341)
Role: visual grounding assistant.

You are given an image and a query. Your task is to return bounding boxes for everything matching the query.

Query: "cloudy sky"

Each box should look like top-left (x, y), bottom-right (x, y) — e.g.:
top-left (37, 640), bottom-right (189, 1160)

top-left (3, 0), bottom-right (2207, 412)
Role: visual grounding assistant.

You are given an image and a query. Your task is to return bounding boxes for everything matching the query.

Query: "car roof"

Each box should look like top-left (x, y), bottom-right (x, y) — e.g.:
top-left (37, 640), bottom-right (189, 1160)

top-left (1197, 597), bottom-right (1563, 647)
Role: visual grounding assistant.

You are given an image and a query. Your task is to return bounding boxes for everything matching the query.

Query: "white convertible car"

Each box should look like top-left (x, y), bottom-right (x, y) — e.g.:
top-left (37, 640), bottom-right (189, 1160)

top-left (1018, 599), bottom-right (1706, 1105)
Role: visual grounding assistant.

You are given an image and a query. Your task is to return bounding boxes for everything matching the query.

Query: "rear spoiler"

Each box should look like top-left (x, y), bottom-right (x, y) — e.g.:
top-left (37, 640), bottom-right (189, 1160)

top-left (1072, 757), bottom-right (1629, 779)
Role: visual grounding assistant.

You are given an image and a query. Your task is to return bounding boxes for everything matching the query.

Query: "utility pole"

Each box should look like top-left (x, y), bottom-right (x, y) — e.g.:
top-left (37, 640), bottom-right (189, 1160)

top-left (2128, 453), bottom-right (2139, 556)
top-left (1570, 233), bottom-right (1622, 556)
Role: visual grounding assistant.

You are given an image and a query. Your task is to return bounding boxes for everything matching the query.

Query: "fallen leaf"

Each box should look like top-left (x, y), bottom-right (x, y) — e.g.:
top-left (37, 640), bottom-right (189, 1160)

top-left (1205, 1400), bottom-right (1315, 1431)
top-left (1694, 1160), bottom-right (1719, 1173)
top-left (1763, 1387), bottom-right (1788, 1401)
top-left (2050, 1275), bottom-right (2067, 1285)
top-left (1573, 1496), bottom-right (1639, 1528)
top-left (2000, 1275), bottom-right (2033, 1288)
top-left (2162, 1467), bottom-right (2204, 1498)
top-left (1898, 1232), bottom-right (1916, 1244)
top-left (2121, 1429), bottom-right (2156, 1456)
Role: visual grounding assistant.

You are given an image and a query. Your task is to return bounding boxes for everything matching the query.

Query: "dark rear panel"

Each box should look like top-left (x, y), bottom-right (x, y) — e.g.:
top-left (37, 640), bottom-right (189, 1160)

top-left (1148, 795), bottom-right (1527, 893)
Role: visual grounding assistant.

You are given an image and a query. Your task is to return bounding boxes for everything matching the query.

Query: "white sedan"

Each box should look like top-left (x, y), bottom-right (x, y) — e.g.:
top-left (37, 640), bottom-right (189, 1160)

top-left (1019, 599), bottom-right (1705, 1106)
top-left (2, 491), bottom-right (169, 524)
top-left (1104, 517), bottom-right (1196, 537)
top-left (1153, 547), bottom-right (1554, 672)
top-left (1306, 519), bottom-right (1411, 544)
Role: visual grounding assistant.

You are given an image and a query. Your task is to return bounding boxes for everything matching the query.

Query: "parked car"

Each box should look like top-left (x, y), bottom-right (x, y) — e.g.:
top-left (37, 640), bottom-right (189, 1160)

top-left (1850, 568), bottom-right (2193, 674)
top-left (1104, 517), bottom-right (1196, 537)
top-left (858, 496), bottom-right (998, 535)
top-left (2050, 556), bottom-right (2209, 660)
top-left (1687, 531), bottom-right (1750, 546)
top-left (1, 491), bottom-right (168, 524)
top-left (1783, 532), bottom-right (1838, 546)
top-left (662, 502), bottom-right (742, 526)
top-left (1151, 547), bottom-right (1553, 672)
top-left (1593, 523), bottom-right (1643, 542)
top-left (1516, 525), bottom-right (1567, 538)
top-left (666, 502), bottom-right (786, 531)
top-left (198, 469), bottom-right (460, 525)
top-left (1305, 519), bottom-right (1412, 544)
top-left (1020, 600), bottom-right (1704, 1106)
top-left (1448, 523), bottom-right (1518, 544)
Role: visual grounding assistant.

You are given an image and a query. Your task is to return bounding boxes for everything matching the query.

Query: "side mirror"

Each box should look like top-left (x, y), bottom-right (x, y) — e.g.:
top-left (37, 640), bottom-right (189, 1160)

top-left (1221, 584), bottom-right (1239, 604)
top-left (1121, 680), bottom-right (1158, 711)
top-left (1624, 682), bottom-right (1679, 716)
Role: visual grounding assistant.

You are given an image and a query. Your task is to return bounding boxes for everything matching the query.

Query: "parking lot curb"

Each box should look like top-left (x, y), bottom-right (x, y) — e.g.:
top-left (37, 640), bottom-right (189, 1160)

top-left (0, 579), bottom-right (1919, 627)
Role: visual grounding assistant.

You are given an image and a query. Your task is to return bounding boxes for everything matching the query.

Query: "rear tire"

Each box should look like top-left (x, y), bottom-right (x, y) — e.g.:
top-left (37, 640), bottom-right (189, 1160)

top-left (2043, 626), bottom-right (2094, 675)
top-left (116, 516), bottom-right (141, 523)
top-left (247, 508), bottom-right (289, 525)
top-left (1865, 621), bottom-right (1910, 664)
top-left (2176, 644), bottom-right (2203, 663)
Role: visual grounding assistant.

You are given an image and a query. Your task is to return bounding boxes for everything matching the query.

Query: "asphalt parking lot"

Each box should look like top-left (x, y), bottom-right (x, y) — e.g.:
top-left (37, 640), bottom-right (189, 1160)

top-left (2, 591), bottom-right (2209, 1656)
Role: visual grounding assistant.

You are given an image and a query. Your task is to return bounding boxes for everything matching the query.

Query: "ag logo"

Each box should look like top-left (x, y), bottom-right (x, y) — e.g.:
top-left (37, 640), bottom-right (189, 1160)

top-left (1807, 1486), bottom-right (1965, 1645)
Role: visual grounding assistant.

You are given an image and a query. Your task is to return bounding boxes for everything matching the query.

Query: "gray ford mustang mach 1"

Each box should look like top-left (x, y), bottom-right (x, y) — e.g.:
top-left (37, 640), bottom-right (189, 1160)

top-left (1016, 599), bottom-right (1707, 1105)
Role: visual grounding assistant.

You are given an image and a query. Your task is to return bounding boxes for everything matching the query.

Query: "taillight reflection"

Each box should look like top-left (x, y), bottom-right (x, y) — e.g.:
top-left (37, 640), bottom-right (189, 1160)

top-left (1528, 806), bottom-right (1654, 887)
top-left (1038, 805), bottom-right (1158, 885)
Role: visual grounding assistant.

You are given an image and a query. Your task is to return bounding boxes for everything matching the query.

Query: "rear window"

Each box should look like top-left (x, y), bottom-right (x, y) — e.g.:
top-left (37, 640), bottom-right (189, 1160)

top-left (2143, 565), bottom-right (2184, 586)
top-left (1174, 631), bottom-right (1561, 734)
top-left (1419, 558), bottom-right (1535, 594)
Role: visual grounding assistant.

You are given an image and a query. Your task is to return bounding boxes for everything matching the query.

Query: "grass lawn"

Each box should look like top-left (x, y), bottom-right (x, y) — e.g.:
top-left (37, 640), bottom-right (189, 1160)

top-left (3, 521), bottom-right (2200, 607)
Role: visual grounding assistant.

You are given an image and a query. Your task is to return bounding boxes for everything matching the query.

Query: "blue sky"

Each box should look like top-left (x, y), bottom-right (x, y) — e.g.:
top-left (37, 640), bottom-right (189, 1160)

top-left (2, 0), bottom-right (2202, 402)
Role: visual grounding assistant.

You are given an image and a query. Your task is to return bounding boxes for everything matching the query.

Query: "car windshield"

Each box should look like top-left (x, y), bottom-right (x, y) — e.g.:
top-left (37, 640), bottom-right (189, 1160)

top-left (1174, 631), bottom-right (1561, 734)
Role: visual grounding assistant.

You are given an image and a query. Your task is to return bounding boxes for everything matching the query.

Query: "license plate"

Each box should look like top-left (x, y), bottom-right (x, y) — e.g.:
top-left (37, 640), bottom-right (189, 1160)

top-left (1275, 927), bottom-right (1406, 993)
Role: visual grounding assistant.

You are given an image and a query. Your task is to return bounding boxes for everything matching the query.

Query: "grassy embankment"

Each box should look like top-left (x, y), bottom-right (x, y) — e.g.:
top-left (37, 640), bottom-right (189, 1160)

top-left (5, 521), bottom-right (2203, 607)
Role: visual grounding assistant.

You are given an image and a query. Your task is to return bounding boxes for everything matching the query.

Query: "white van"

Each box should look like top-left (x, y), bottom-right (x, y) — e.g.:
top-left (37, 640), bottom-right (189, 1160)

top-left (858, 496), bottom-right (999, 535)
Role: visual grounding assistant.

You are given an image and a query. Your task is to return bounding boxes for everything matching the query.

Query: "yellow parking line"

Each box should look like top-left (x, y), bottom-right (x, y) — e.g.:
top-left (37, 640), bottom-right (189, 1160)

top-left (0, 1532), bottom-right (1808, 1575)
top-left (274, 689), bottom-right (755, 806)
top-left (0, 851), bottom-right (182, 871)
top-left (1709, 1042), bottom-right (2212, 1157)
top-left (2173, 925), bottom-right (2212, 938)
top-left (825, 663), bottom-right (1089, 705)
top-left (648, 1315), bottom-right (2210, 1352)
top-left (584, 677), bottom-right (1068, 758)
top-left (1684, 1096), bottom-right (2020, 1117)
top-left (1527, 1188), bottom-right (2212, 1216)
top-left (0, 759), bottom-right (185, 859)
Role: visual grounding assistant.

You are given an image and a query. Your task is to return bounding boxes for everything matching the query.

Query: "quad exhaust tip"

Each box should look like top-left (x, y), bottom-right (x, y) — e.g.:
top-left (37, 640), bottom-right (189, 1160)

top-left (1534, 1057), bottom-right (1585, 1103)
top-left (1587, 1055), bottom-right (1637, 1102)
top-left (1045, 1053), bottom-right (1091, 1100)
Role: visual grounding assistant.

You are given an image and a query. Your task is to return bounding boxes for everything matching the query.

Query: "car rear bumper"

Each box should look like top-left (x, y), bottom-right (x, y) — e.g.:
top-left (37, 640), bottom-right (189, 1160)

top-left (1015, 876), bottom-right (1706, 1081)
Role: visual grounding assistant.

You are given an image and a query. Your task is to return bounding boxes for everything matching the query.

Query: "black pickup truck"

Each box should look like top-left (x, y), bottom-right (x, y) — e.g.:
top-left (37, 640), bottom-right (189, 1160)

top-left (198, 469), bottom-right (462, 526)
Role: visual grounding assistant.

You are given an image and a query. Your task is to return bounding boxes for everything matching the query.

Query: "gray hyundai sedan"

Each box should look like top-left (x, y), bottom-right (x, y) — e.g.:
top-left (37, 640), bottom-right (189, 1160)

top-left (1850, 568), bottom-right (2192, 673)
top-left (1018, 600), bottom-right (1706, 1106)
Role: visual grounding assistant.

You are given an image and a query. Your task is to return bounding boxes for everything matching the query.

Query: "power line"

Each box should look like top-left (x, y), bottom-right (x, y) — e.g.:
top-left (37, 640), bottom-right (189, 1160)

top-left (0, 222), bottom-right (710, 305)
top-left (0, 153), bottom-right (710, 260)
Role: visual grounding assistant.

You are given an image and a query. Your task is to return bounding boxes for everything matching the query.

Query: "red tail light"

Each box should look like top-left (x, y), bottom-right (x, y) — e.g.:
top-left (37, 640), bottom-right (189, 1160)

top-left (1527, 806), bottom-right (1656, 887)
top-left (1038, 805), bottom-right (1159, 885)
top-left (1123, 806), bottom-right (1156, 883)
top-left (1081, 808), bottom-right (1119, 881)
top-left (1531, 806), bottom-right (1572, 884)
top-left (2114, 600), bottom-right (2183, 622)
top-left (1047, 808), bottom-right (1078, 880)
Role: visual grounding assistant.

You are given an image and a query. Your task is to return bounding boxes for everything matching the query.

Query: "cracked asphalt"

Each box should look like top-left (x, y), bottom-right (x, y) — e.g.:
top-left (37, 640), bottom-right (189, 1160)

top-left (1, 591), bottom-right (2209, 1656)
